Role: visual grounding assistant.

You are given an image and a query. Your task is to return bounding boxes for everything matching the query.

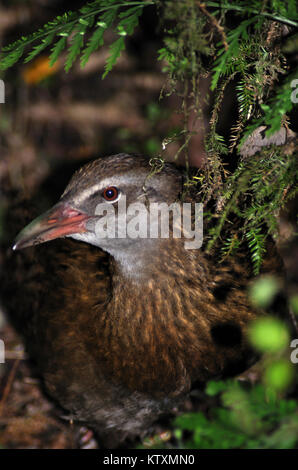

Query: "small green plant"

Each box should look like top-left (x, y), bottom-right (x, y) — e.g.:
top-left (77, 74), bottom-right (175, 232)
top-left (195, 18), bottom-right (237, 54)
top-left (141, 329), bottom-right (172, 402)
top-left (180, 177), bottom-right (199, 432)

top-left (173, 381), bottom-right (298, 449)
top-left (205, 148), bottom-right (297, 273)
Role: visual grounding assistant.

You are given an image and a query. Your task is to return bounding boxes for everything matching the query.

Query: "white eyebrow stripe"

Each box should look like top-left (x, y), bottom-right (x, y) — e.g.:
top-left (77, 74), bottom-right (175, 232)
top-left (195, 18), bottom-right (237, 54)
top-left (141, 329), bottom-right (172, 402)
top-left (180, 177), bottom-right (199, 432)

top-left (73, 174), bottom-right (146, 205)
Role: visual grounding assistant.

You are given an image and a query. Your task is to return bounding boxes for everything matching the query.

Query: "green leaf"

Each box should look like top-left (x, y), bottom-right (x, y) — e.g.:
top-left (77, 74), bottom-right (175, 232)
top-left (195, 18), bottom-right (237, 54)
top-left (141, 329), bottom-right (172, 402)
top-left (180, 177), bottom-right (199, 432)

top-left (0, 46), bottom-right (24, 70)
top-left (248, 276), bottom-right (280, 309)
top-left (1, 10), bottom-right (78, 54)
top-left (174, 412), bottom-right (208, 431)
top-left (65, 31), bottom-right (84, 72)
top-left (80, 8), bottom-right (117, 68)
top-left (49, 36), bottom-right (67, 67)
top-left (206, 380), bottom-right (229, 396)
top-left (264, 360), bottom-right (294, 391)
top-left (211, 17), bottom-right (256, 91)
top-left (65, 15), bottom-right (95, 73)
top-left (248, 317), bottom-right (290, 353)
top-left (102, 5), bottom-right (143, 78)
top-left (24, 32), bottom-right (55, 63)
top-left (0, 1), bottom-right (151, 72)
top-left (246, 228), bottom-right (266, 275)
top-left (102, 36), bottom-right (125, 78)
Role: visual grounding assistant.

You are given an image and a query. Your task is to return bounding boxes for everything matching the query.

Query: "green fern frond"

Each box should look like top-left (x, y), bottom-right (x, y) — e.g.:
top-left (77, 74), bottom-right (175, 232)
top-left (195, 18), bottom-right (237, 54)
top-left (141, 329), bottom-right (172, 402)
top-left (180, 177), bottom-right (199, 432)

top-left (80, 9), bottom-right (117, 67)
top-left (1, 11), bottom-right (77, 58)
top-left (103, 37), bottom-right (125, 78)
top-left (246, 228), bottom-right (267, 275)
top-left (220, 235), bottom-right (241, 260)
top-left (103, 5), bottom-right (143, 78)
top-left (211, 17), bottom-right (256, 90)
top-left (0, 1), bottom-right (153, 74)
top-left (49, 37), bottom-right (67, 67)
top-left (65, 16), bottom-right (95, 72)
top-left (24, 32), bottom-right (56, 63)
top-left (0, 46), bottom-right (25, 70)
top-left (240, 71), bottom-right (298, 146)
top-left (65, 31), bottom-right (85, 73)
top-left (203, 2), bottom-right (298, 27)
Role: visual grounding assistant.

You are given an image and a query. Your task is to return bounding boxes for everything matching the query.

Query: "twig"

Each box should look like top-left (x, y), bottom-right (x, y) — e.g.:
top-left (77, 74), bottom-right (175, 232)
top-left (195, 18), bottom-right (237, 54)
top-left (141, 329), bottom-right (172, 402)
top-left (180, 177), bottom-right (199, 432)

top-left (209, 72), bottom-right (237, 129)
top-left (202, 2), bottom-right (298, 28)
top-left (197, 2), bottom-right (229, 51)
top-left (0, 359), bottom-right (20, 417)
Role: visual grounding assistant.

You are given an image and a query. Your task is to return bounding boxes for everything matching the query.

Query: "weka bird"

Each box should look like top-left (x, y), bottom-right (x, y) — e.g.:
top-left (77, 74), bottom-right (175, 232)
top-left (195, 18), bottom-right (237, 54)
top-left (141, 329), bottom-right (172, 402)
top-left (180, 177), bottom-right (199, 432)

top-left (1, 153), bottom-right (283, 447)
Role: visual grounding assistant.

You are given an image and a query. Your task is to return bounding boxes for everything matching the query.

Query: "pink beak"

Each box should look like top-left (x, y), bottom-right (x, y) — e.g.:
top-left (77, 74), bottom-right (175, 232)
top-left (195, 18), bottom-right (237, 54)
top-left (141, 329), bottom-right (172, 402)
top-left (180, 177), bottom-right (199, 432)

top-left (13, 202), bottom-right (90, 250)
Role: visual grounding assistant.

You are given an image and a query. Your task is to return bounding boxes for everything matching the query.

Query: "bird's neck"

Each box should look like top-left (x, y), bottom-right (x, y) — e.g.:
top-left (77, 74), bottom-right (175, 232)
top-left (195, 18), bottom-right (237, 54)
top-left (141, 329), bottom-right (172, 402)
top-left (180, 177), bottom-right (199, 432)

top-left (110, 238), bottom-right (186, 279)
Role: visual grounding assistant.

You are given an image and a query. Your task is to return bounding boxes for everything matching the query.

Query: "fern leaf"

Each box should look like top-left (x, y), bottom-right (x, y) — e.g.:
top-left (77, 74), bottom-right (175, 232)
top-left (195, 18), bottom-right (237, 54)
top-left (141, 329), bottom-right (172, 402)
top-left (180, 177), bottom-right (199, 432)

top-left (65, 15), bottom-right (97, 72)
top-left (49, 37), bottom-right (67, 67)
top-left (65, 31), bottom-right (84, 72)
top-left (102, 5), bottom-right (142, 78)
top-left (118, 5), bottom-right (144, 19)
top-left (246, 228), bottom-right (266, 275)
top-left (0, 46), bottom-right (24, 70)
top-left (0, 1), bottom-right (153, 72)
top-left (211, 17), bottom-right (256, 91)
top-left (102, 37), bottom-right (125, 78)
top-left (24, 32), bottom-right (55, 63)
top-left (80, 8), bottom-right (117, 68)
top-left (2, 11), bottom-right (77, 54)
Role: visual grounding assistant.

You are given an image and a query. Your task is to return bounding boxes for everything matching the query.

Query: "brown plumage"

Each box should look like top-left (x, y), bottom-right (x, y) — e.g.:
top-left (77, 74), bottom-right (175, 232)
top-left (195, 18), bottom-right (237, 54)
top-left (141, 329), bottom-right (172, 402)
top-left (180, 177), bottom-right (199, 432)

top-left (1, 153), bottom-right (283, 447)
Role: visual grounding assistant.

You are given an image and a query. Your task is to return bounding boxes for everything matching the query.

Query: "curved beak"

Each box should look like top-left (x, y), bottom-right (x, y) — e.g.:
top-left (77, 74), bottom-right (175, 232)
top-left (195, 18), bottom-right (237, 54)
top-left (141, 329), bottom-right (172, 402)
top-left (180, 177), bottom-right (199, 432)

top-left (13, 201), bottom-right (91, 251)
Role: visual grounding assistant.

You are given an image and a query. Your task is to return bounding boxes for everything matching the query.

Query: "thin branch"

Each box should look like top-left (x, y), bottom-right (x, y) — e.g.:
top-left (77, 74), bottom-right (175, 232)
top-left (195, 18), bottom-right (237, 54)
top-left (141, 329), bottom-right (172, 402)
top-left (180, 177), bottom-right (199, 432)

top-left (204, 2), bottom-right (298, 28)
top-left (197, 2), bottom-right (229, 51)
top-left (0, 359), bottom-right (20, 417)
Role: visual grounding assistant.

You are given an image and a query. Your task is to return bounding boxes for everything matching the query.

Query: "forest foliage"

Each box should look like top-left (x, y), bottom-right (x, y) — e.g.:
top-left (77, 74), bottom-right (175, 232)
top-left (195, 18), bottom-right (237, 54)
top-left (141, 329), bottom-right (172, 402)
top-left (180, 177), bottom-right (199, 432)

top-left (2, 0), bottom-right (297, 273)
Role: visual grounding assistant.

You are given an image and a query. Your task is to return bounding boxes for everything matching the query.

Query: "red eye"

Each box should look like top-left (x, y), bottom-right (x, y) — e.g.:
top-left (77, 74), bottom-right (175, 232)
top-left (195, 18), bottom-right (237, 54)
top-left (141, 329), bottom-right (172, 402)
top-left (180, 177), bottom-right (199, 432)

top-left (102, 186), bottom-right (119, 202)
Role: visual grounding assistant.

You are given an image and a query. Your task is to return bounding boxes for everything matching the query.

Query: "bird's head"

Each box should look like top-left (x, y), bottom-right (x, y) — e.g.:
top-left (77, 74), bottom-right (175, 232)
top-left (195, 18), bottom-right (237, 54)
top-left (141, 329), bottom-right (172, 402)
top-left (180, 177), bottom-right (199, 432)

top-left (13, 154), bottom-right (183, 263)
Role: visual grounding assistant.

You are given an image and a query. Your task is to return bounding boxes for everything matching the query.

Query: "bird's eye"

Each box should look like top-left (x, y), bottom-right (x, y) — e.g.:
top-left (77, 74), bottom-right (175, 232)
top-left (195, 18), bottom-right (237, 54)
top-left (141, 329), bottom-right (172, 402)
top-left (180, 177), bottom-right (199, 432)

top-left (102, 186), bottom-right (120, 202)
